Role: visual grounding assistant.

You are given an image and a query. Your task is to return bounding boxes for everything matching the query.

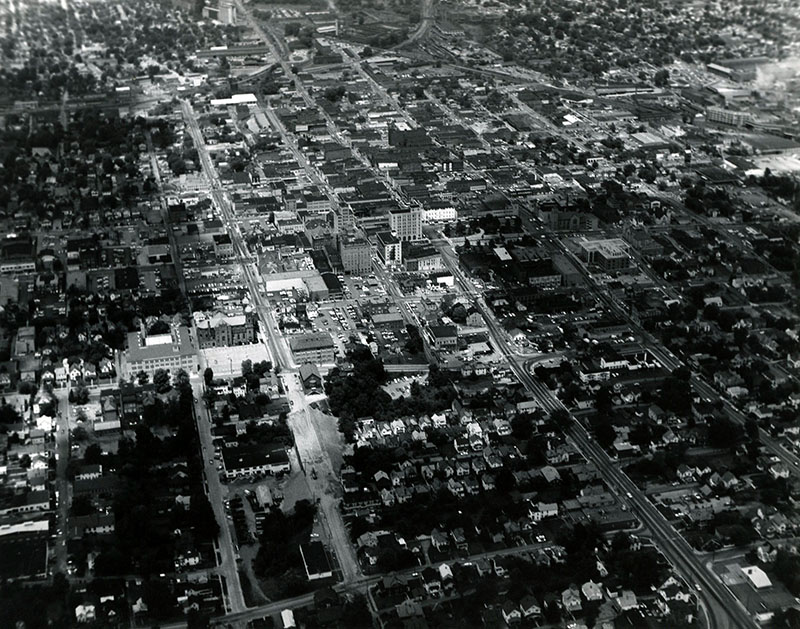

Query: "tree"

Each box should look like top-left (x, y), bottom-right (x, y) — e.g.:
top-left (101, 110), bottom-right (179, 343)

top-left (511, 413), bottom-right (533, 441)
top-left (241, 360), bottom-right (252, 377)
top-left (71, 495), bottom-right (94, 516)
top-left (203, 367), bottom-right (214, 387)
top-left (594, 421), bottom-right (616, 449)
top-left (595, 385), bottom-right (613, 415)
top-left (0, 404), bottom-right (22, 424)
top-left (550, 408), bottom-right (572, 432)
top-left (174, 368), bottom-right (192, 397)
top-left (72, 425), bottom-right (89, 441)
top-left (190, 493), bottom-right (219, 542)
top-left (136, 370), bottom-right (150, 386)
top-left (253, 360), bottom-right (272, 376)
top-left (84, 443), bottom-right (103, 465)
top-left (69, 385), bottom-right (90, 405)
top-left (653, 68), bottom-right (670, 87)
top-left (153, 369), bottom-right (171, 394)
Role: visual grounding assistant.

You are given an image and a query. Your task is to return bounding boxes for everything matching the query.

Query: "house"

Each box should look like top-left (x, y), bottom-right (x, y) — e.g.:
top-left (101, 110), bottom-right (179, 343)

top-left (501, 600), bottom-right (521, 624)
top-left (430, 529), bottom-right (449, 551)
top-left (529, 502), bottom-right (558, 521)
top-left (520, 595), bottom-right (541, 618)
top-left (438, 563), bottom-right (453, 582)
top-left (421, 566), bottom-right (441, 597)
top-left (562, 586), bottom-right (582, 612)
top-left (582, 580), bottom-right (603, 602)
top-left (75, 605), bottom-right (96, 623)
top-left (613, 589), bottom-right (638, 611)
top-left (721, 471), bottom-right (739, 489)
top-left (299, 362), bottom-right (323, 393)
top-left (466, 310), bottom-right (484, 327)
top-left (769, 463), bottom-right (790, 479)
top-left (676, 464), bottom-right (694, 482)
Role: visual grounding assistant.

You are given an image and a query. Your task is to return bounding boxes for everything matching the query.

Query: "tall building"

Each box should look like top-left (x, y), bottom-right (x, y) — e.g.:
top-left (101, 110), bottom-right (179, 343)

top-left (705, 107), bottom-right (754, 127)
top-left (376, 232), bottom-right (402, 266)
top-left (339, 235), bottom-right (372, 275)
top-left (388, 207), bottom-right (422, 241)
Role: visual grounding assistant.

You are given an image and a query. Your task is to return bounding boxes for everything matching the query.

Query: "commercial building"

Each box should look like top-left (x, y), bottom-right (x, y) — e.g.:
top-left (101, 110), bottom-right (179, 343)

top-left (299, 541), bottom-right (334, 581)
top-left (340, 236), bottom-right (372, 275)
top-left (578, 238), bottom-right (630, 271)
top-left (375, 232), bottom-right (402, 266)
top-left (124, 325), bottom-right (198, 376)
top-left (221, 445), bottom-right (291, 479)
top-left (0, 520), bottom-right (49, 580)
top-left (404, 244), bottom-right (444, 272)
top-left (388, 207), bottom-right (422, 241)
top-left (193, 311), bottom-right (256, 348)
top-left (202, 0), bottom-right (237, 24)
top-left (289, 333), bottom-right (335, 363)
top-left (705, 107), bottom-right (754, 127)
top-left (428, 325), bottom-right (458, 350)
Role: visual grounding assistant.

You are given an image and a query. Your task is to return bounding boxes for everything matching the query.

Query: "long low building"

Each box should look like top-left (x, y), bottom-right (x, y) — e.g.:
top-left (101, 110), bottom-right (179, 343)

top-left (289, 332), bottom-right (335, 364)
top-left (124, 326), bottom-right (198, 376)
top-left (221, 445), bottom-right (291, 480)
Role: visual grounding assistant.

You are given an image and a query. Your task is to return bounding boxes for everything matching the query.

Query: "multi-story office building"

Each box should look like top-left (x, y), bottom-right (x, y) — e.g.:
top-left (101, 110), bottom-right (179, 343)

top-left (388, 207), bottom-right (422, 241)
top-left (339, 235), bottom-right (372, 274)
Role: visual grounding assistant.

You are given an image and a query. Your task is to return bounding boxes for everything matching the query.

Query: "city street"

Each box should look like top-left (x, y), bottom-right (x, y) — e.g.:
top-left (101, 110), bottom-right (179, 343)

top-left (429, 234), bottom-right (756, 629)
top-left (192, 381), bottom-right (247, 615)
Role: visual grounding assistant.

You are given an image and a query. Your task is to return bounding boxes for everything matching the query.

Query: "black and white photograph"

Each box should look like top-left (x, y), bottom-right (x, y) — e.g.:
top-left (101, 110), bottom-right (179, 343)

top-left (0, 0), bottom-right (799, 627)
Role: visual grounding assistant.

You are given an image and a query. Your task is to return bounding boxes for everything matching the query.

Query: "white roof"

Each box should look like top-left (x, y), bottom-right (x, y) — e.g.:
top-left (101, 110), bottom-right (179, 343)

top-left (742, 566), bottom-right (772, 589)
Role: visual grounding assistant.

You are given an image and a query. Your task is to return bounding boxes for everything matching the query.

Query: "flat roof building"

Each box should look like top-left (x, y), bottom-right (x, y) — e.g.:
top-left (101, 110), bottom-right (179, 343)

top-left (125, 326), bottom-right (198, 377)
top-left (289, 333), bottom-right (335, 364)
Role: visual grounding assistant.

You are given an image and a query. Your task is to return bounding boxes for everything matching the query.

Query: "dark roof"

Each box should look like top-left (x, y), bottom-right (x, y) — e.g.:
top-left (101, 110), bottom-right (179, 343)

top-left (289, 333), bottom-right (334, 352)
top-left (429, 325), bottom-right (457, 339)
top-left (299, 362), bottom-right (321, 382)
top-left (0, 535), bottom-right (47, 579)
top-left (222, 445), bottom-right (288, 471)
top-left (299, 541), bottom-right (332, 578)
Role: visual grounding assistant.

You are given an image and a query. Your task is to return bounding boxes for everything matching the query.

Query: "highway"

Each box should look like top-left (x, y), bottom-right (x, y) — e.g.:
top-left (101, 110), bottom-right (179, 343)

top-left (429, 235), bottom-right (757, 629)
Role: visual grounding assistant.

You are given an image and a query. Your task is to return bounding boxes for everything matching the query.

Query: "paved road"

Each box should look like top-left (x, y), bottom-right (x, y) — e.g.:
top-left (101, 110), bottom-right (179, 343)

top-left (181, 96), bottom-right (362, 597)
top-left (396, 0), bottom-right (435, 49)
top-left (430, 236), bottom-right (756, 629)
top-left (53, 389), bottom-right (72, 575)
top-left (193, 384), bottom-right (247, 614)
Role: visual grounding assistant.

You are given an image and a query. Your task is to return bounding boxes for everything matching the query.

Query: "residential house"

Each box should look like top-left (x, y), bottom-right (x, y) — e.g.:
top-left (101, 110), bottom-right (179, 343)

top-left (562, 586), bottom-right (582, 613)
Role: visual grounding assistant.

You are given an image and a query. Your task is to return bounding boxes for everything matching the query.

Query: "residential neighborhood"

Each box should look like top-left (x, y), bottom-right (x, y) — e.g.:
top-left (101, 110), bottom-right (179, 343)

top-left (0, 0), bottom-right (799, 627)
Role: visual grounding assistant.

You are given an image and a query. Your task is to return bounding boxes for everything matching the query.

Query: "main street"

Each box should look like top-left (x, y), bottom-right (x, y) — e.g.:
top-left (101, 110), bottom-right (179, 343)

top-left (188, 7), bottom-right (758, 626)
top-left (429, 234), bottom-right (757, 629)
top-left (180, 97), bottom-right (362, 596)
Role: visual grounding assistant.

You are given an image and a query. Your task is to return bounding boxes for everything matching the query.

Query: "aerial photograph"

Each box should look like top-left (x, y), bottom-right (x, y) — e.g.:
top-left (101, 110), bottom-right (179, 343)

top-left (0, 0), bottom-right (799, 627)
